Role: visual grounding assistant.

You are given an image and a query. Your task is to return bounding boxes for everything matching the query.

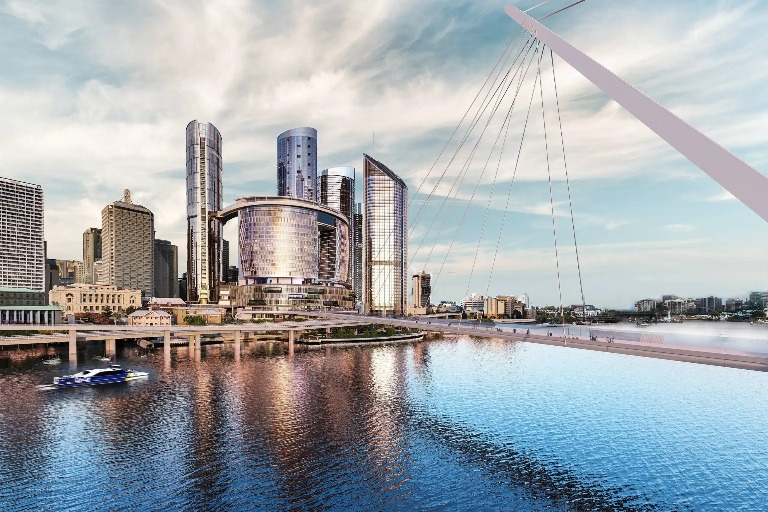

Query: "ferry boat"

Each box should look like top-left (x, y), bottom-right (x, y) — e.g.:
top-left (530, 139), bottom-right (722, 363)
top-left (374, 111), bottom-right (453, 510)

top-left (47, 365), bottom-right (148, 388)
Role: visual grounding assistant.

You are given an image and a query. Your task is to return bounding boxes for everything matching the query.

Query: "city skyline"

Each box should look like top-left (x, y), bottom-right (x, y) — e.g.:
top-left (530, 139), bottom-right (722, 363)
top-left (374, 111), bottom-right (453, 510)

top-left (2, 0), bottom-right (768, 307)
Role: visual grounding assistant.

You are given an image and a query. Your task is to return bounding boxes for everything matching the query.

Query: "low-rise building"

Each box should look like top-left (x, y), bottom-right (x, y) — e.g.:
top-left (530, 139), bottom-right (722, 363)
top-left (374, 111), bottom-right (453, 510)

top-left (127, 310), bottom-right (172, 326)
top-left (0, 286), bottom-right (45, 307)
top-left (49, 283), bottom-right (141, 315)
top-left (635, 298), bottom-right (657, 312)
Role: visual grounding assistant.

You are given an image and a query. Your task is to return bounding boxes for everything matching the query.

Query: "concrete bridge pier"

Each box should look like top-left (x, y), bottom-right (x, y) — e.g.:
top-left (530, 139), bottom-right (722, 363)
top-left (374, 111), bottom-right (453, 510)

top-left (105, 339), bottom-right (116, 357)
top-left (234, 330), bottom-right (241, 361)
top-left (288, 330), bottom-right (295, 356)
top-left (68, 330), bottom-right (77, 361)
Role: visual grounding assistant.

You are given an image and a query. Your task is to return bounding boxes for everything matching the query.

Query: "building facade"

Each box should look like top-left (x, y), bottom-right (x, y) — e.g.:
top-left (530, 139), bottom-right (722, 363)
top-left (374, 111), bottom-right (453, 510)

top-left (214, 195), bottom-right (352, 310)
top-left (186, 120), bottom-right (223, 304)
top-left (82, 227), bottom-right (102, 284)
top-left (127, 310), bottom-right (172, 326)
top-left (0, 177), bottom-right (45, 292)
top-left (353, 203), bottom-right (363, 303)
top-left (49, 283), bottom-right (142, 314)
top-left (101, 189), bottom-right (154, 296)
top-left (319, 166), bottom-right (356, 296)
top-left (153, 239), bottom-right (179, 298)
top-left (363, 155), bottom-right (408, 316)
top-left (277, 127), bottom-right (317, 202)
top-left (412, 272), bottom-right (431, 308)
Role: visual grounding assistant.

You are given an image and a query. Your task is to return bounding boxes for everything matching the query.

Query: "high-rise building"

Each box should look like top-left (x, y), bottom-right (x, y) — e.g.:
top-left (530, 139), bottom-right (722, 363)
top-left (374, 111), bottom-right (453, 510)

top-left (353, 203), bottom-right (363, 304)
top-left (222, 239), bottom-right (230, 281)
top-left (319, 166), bottom-right (356, 291)
top-left (277, 127), bottom-right (317, 202)
top-left (82, 228), bottom-right (102, 284)
top-left (412, 271), bottom-right (431, 308)
top-left (101, 189), bottom-right (154, 296)
top-left (154, 239), bottom-right (178, 298)
top-left (363, 154), bottom-right (407, 316)
top-left (186, 120), bottom-right (223, 304)
top-left (0, 177), bottom-right (45, 292)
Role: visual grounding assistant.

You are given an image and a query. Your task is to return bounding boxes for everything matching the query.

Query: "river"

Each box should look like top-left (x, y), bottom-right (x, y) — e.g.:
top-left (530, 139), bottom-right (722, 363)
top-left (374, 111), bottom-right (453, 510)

top-left (0, 334), bottom-right (766, 510)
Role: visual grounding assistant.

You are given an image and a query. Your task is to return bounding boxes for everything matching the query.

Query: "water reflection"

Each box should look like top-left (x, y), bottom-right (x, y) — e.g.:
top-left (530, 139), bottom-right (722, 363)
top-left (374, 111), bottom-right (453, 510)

top-left (0, 337), bottom-right (766, 510)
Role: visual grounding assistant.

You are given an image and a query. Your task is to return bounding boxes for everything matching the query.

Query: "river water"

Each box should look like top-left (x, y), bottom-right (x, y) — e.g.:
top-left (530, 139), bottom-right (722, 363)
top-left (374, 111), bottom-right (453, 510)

top-left (1, 335), bottom-right (767, 511)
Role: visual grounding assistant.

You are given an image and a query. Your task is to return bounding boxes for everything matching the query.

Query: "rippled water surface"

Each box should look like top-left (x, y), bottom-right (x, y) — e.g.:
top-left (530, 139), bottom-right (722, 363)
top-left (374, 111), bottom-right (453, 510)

top-left (1, 338), bottom-right (767, 511)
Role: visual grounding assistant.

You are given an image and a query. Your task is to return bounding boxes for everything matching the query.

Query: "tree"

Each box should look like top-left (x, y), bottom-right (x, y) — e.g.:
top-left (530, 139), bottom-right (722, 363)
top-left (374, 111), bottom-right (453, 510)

top-left (125, 305), bottom-right (137, 316)
top-left (184, 315), bottom-right (207, 326)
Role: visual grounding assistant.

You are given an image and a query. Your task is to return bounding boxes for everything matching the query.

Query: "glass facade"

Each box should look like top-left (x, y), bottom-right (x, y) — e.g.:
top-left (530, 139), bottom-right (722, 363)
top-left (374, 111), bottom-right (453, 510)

top-left (363, 154), bottom-right (408, 316)
top-left (318, 166), bottom-right (356, 292)
top-left (277, 127), bottom-right (317, 202)
top-left (216, 196), bottom-right (350, 288)
top-left (186, 120), bottom-right (223, 303)
top-left (239, 205), bottom-right (318, 282)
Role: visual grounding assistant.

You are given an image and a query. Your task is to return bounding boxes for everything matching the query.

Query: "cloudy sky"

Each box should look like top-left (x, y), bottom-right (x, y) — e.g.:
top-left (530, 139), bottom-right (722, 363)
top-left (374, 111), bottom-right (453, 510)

top-left (2, 0), bottom-right (767, 308)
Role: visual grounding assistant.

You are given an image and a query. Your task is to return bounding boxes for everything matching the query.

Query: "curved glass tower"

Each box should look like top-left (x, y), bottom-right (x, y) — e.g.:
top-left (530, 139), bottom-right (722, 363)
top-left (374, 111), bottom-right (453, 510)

top-left (277, 127), bottom-right (317, 202)
top-left (319, 166), bottom-right (356, 293)
top-left (186, 120), bottom-right (223, 303)
top-left (363, 154), bottom-right (407, 316)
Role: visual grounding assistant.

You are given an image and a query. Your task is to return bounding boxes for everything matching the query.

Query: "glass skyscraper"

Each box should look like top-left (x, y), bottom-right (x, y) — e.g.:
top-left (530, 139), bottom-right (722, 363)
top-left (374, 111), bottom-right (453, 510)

top-left (277, 127), bottom-right (317, 202)
top-left (186, 120), bottom-right (223, 303)
top-left (363, 154), bottom-right (407, 316)
top-left (319, 166), bottom-right (356, 293)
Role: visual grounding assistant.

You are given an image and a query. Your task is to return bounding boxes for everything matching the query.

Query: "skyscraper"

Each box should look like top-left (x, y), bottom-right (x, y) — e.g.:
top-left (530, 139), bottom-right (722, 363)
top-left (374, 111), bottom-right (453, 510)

top-left (186, 120), bottom-right (223, 303)
top-left (82, 227), bottom-right (102, 284)
top-left (277, 127), bottom-right (317, 202)
top-left (353, 203), bottom-right (363, 304)
top-left (222, 239), bottom-right (230, 281)
top-left (319, 166), bottom-right (355, 288)
top-left (363, 154), bottom-right (407, 316)
top-left (0, 177), bottom-right (44, 292)
top-left (153, 239), bottom-right (179, 298)
top-left (101, 189), bottom-right (154, 296)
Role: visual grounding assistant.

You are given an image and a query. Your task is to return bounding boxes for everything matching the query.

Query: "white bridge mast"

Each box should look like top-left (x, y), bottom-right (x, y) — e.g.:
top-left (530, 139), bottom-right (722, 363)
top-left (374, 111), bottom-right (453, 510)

top-left (505, 4), bottom-right (768, 223)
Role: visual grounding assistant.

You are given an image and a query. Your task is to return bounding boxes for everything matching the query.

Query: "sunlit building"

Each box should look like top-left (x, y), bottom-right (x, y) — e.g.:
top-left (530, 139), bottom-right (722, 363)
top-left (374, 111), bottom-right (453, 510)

top-left (186, 120), bottom-right (223, 304)
top-left (363, 154), bottom-right (407, 316)
top-left (277, 127), bottom-right (317, 202)
top-left (101, 189), bottom-right (154, 296)
top-left (215, 196), bottom-right (352, 310)
top-left (0, 177), bottom-right (45, 292)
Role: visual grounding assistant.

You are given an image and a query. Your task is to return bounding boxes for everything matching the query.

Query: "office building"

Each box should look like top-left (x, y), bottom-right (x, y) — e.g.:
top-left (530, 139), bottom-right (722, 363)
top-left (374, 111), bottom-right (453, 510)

top-left (153, 239), bottom-right (179, 298)
top-left (82, 227), bottom-right (102, 284)
top-left (222, 239), bottom-right (230, 280)
top-left (277, 127), bottom-right (317, 202)
top-left (186, 120), bottom-right (223, 303)
top-left (101, 189), bottom-right (154, 296)
top-left (363, 154), bottom-right (408, 316)
top-left (412, 272), bottom-right (431, 308)
top-left (0, 177), bottom-right (45, 292)
top-left (463, 293), bottom-right (485, 314)
top-left (55, 260), bottom-right (84, 285)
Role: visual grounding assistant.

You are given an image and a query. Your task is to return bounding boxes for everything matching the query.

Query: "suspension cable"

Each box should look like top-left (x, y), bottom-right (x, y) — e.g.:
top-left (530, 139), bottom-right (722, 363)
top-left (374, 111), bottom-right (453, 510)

top-left (433, 44), bottom-right (540, 287)
top-left (537, 40), bottom-right (565, 337)
top-left (410, 39), bottom-right (535, 267)
top-left (550, 49), bottom-right (586, 321)
top-left (485, 53), bottom-right (541, 297)
top-left (463, 48), bottom-right (535, 302)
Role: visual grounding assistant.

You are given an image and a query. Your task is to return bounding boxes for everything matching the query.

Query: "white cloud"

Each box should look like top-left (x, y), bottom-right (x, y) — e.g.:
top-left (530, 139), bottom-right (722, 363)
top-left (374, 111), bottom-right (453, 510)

top-left (2, 0), bottom-right (768, 306)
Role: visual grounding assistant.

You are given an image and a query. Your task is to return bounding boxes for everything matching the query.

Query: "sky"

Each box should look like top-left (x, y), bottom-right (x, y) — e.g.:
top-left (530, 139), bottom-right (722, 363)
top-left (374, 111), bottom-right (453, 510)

top-left (1, 0), bottom-right (767, 309)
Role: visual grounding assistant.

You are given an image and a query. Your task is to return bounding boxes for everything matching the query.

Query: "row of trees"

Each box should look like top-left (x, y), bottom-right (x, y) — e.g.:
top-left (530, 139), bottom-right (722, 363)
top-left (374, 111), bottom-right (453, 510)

top-left (75, 305), bottom-right (138, 324)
